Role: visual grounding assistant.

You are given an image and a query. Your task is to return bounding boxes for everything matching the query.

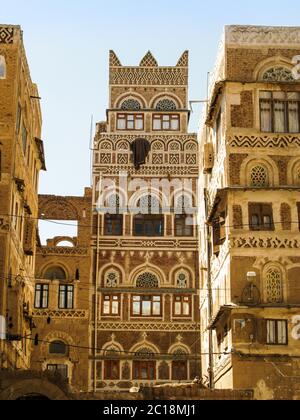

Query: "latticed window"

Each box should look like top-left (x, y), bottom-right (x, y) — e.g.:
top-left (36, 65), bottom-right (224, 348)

top-left (176, 271), bottom-right (189, 289)
top-left (250, 165), bottom-right (269, 187)
top-left (106, 194), bottom-right (120, 213)
top-left (105, 270), bottom-right (120, 288)
top-left (175, 195), bottom-right (193, 214)
top-left (138, 195), bottom-right (161, 214)
top-left (156, 99), bottom-right (177, 111)
top-left (120, 99), bottom-right (141, 111)
top-left (136, 273), bottom-right (159, 289)
top-left (262, 67), bottom-right (294, 82)
top-left (266, 267), bottom-right (283, 303)
top-left (134, 347), bottom-right (156, 360)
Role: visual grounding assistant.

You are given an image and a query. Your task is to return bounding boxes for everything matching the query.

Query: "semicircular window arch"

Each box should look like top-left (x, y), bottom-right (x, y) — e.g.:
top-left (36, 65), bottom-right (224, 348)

top-left (120, 98), bottom-right (142, 111)
top-left (261, 67), bottom-right (294, 82)
top-left (44, 266), bottom-right (67, 281)
top-left (49, 340), bottom-right (68, 356)
top-left (249, 164), bottom-right (269, 187)
top-left (136, 272), bottom-right (159, 288)
top-left (104, 269), bottom-right (120, 288)
top-left (156, 99), bottom-right (177, 111)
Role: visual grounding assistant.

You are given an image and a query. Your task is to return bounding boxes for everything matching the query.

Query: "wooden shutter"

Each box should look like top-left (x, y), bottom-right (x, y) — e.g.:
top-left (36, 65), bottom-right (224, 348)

top-left (261, 204), bottom-right (274, 231)
top-left (23, 218), bottom-right (35, 255)
top-left (212, 219), bottom-right (221, 254)
top-left (219, 212), bottom-right (226, 243)
top-left (249, 203), bottom-right (261, 230)
top-left (256, 318), bottom-right (267, 345)
top-left (7, 289), bottom-right (21, 336)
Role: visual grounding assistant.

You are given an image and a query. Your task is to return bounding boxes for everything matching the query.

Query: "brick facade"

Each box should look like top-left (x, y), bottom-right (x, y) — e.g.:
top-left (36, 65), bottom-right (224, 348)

top-left (199, 25), bottom-right (300, 397)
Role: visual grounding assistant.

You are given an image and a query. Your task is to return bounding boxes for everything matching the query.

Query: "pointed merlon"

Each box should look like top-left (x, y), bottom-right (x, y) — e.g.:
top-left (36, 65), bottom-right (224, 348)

top-left (176, 51), bottom-right (189, 67)
top-left (109, 50), bottom-right (122, 67)
top-left (139, 51), bottom-right (158, 67)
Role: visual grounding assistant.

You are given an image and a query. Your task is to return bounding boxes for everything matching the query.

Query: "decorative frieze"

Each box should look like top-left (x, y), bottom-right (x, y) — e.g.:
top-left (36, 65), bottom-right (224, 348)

top-left (225, 25), bottom-right (300, 46)
top-left (97, 322), bottom-right (200, 332)
top-left (94, 134), bottom-right (198, 147)
top-left (93, 165), bottom-right (199, 177)
top-left (110, 67), bottom-right (187, 86)
top-left (228, 134), bottom-right (300, 149)
top-left (32, 310), bottom-right (88, 319)
top-left (231, 235), bottom-right (300, 249)
top-left (37, 246), bottom-right (88, 256)
top-left (94, 238), bottom-right (198, 250)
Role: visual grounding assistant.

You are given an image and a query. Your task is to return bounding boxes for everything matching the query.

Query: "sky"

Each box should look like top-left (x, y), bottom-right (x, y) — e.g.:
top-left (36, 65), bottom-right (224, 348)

top-left (1, 0), bottom-right (300, 241)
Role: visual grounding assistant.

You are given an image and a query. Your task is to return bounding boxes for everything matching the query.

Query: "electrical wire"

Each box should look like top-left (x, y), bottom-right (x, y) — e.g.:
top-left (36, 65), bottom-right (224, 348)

top-left (2, 212), bottom-right (300, 233)
top-left (7, 271), bottom-right (300, 294)
top-left (21, 335), bottom-right (228, 359)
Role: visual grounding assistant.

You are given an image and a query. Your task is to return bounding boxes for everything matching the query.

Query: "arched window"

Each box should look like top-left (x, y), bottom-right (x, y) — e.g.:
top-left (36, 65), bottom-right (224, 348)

top-left (175, 270), bottom-right (190, 289)
top-left (265, 266), bottom-right (283, 303)
top-left (104, 269), bottom-right (120, 288)
top-left (156, 99), bottom-right (177, 111)
top-left (49, 340), bottom-right (68, 356)
top-left (44, 266), bottom-right (66, 281)
top-left (120, 99), bottom-right (141, 111)
top-left (55, 239), bottom-right (75, 248)
top-left (262, 67), bottom-right (294, 82)
top-left (105, 194), bottom-right (121, 213)
top-left (174, 195), bottom-right (194, 237)
top-left (294, 163), bottom-right (300, 186)
top-left (0, 56), bottom-right (6, 79)
top-left (104, 194), bottom-right (123, 236)
top-left (133, 346), bottom-right (156, 380)
top-left (136, 272), bottom-right (159, 289)
top-left (103, 345), bottom-right (120, 380)
top-left (138, 194), bottom-right (161, 214)
top-left (175, 194), bottom-right (193, 214)
top-left (134, 195), bottom-right (164, 236)
top-left (250, 165), bottom-right (269, 187)
top-left (172, 348), bottom-right (188, 381)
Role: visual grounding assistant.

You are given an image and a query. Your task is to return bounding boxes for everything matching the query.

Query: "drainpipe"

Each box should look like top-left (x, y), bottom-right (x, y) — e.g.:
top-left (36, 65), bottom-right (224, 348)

top-left (93, 210), bottom-right (100, 393)
top-left (205, 192), bottom-right (214, 390)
